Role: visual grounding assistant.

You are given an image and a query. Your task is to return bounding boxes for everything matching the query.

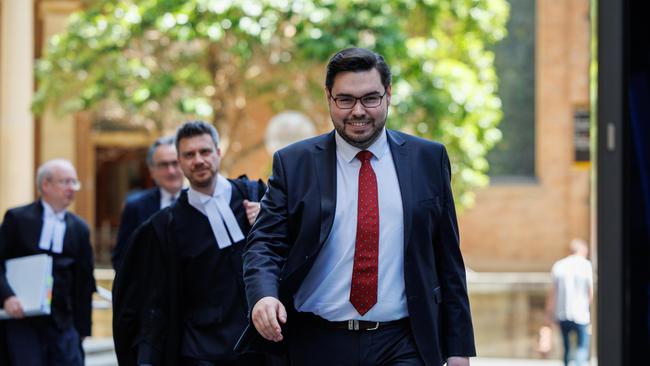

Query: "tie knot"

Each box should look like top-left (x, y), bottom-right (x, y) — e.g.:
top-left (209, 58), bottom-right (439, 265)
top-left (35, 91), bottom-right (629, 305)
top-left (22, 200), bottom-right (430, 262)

top-left (356, 150), bottom-right (373, 163)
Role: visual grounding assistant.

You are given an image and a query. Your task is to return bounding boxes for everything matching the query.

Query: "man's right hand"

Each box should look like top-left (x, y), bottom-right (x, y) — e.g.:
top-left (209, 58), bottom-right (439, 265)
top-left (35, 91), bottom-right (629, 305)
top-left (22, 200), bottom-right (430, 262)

top-left (251, 296), bottom-right (287, 342)
top-left (3, 296), bottom-right (24, 319)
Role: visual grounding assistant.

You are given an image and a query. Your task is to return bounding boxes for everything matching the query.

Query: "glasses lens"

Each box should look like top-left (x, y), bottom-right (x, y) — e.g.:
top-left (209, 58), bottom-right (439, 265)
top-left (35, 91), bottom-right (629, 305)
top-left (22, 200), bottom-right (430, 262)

top-left (49, 178), bottom-right (80, 190)
top-left (361, 96), bottom-right (381, 107)
top-left (63, 179), bottom-right (81, 190)
top-left (336, 97), bottom-right (355, 109)
top-left (156, 161), bottom-right (178, 170)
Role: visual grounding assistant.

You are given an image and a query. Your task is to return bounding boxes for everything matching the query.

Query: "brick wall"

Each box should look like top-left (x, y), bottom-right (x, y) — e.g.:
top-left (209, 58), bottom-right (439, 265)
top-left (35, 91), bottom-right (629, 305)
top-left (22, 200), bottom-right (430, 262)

top-left (460, 0), bottom-right (591, 272)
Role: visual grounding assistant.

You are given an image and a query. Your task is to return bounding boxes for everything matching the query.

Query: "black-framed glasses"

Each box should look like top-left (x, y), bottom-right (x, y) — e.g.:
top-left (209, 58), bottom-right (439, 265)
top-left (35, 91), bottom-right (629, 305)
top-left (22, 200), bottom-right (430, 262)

top-left (329, 91), bottom-right (387, 109)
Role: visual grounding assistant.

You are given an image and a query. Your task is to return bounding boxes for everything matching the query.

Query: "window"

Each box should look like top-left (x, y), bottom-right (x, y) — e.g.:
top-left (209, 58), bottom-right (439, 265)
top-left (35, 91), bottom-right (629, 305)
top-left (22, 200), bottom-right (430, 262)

top-left (487, 0), bottom-right (536, 178)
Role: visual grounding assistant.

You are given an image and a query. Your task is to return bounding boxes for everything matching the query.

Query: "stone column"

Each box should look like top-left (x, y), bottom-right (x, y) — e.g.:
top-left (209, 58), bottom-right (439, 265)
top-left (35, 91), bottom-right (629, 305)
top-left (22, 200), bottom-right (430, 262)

top-left (0, 0), bottom-right (35, 214)
top-left (38, 0), bottom-right (82, 213)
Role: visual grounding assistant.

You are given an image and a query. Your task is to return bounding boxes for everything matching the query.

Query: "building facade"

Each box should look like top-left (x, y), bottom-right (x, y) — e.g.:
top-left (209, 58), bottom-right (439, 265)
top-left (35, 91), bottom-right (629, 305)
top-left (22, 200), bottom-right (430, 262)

top-left (0, 0), bottom-right (592, 273)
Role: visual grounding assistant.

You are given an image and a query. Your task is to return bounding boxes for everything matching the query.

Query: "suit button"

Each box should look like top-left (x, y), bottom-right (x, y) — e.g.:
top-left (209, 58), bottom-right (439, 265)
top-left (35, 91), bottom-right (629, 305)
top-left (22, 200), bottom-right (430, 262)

top-left (305, 255), bottom-right (309, 260)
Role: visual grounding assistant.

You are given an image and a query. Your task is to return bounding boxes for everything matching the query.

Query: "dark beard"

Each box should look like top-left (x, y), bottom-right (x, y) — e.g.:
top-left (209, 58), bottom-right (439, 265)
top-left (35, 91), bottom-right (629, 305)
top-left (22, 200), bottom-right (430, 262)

top-left (189, 171), bottom-right (215, 188)
top-left (336, 118), bottom-right (384, 149)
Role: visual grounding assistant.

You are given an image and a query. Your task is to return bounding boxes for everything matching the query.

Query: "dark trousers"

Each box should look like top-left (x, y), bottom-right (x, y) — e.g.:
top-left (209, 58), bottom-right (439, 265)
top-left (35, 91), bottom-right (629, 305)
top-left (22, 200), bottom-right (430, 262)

top-left (288, 315), bottom-right (424, 366)
top-left (181, 353), bottom-right (266, 366)
top-left (4, 318), bottom-right (83, 366)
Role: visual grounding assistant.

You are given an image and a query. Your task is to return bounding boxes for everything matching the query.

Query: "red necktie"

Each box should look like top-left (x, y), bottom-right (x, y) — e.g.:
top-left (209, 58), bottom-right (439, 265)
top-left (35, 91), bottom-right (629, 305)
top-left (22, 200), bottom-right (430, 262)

top-left (350, 150), bottom-right (379, 315)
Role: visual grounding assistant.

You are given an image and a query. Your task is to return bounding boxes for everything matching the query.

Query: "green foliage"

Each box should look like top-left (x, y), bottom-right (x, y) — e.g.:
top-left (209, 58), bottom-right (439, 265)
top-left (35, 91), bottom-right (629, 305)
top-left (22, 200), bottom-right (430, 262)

top-left (33, 0), bottom-right (509, 208)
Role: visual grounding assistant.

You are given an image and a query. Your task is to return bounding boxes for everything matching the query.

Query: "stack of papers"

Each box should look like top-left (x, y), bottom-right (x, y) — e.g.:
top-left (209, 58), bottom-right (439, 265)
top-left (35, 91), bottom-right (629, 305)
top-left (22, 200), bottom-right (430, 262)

top-left (0, 254), bottom-right (53, 319)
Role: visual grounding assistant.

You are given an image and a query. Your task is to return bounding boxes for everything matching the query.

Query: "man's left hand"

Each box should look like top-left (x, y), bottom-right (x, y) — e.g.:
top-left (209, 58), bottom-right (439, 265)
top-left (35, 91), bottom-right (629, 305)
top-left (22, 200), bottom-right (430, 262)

top-left (243, 200), bottom-right (261, 225)
top-left (447, 357), bottom-right (470, 366)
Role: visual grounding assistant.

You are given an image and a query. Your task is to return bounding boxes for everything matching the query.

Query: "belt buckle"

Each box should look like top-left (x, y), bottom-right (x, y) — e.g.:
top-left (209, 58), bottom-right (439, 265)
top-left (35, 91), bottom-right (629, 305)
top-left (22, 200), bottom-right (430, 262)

top-left (347, 320), bottom-right (360, 330)
top-left (366, 322), bottom-right (380, 331)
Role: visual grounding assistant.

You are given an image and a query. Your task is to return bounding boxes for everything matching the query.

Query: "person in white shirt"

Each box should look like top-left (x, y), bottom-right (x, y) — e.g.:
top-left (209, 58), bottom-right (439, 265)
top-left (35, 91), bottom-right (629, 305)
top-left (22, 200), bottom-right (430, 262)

top-left (545, 238), bottom-right (593, 366)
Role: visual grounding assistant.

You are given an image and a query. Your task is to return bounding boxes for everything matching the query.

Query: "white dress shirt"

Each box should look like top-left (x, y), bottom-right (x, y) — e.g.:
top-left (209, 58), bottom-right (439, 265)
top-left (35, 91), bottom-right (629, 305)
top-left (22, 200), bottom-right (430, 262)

top-left (160, 188), bottom-right (179, 209)
top-left (295, 128), bottom-right (408, 321)
top-left (38, 200), bottom-right (67, 254)
top-left (187, 174), bottom-right (244, 249)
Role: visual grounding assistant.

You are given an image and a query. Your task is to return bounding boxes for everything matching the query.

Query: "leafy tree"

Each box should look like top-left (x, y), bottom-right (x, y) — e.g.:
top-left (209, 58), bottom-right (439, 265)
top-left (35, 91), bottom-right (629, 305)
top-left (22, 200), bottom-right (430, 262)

top-left (33, 0), bottom-right (509, 208)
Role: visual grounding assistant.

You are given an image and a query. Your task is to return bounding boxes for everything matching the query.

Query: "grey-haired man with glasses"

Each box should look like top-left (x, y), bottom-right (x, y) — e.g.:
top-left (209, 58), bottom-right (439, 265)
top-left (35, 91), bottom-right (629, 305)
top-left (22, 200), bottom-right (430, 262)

top-left (111, 136), bottom-right (184, 271)
top-left (0, 159), bottom-right (95, 365)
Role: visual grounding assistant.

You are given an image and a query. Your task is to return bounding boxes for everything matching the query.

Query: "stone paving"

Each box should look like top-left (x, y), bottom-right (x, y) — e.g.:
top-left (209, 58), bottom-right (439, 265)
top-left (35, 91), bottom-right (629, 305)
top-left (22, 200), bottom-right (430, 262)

top-left (473, 358), bottom-right (564, 366)
top-left (83, 336), bottom-right (576, 366)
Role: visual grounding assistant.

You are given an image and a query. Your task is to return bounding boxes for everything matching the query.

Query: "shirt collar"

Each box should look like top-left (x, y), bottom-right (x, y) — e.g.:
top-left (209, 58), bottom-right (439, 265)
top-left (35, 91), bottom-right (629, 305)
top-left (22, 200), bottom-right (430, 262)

top-left (335, 127), bottom-right (388, 164)
top-left (41, 200), bottom-right (66, 221)
top-left (187, 174), bottom-right (232, 206)
top-left (160, 187), bottom-right (179, 201)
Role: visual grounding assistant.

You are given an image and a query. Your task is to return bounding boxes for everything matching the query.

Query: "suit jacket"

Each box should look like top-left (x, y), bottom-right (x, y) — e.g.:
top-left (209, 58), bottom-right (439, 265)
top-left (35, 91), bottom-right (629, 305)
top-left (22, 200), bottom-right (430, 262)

top-left (112, 187), bottom-right (161, 270)
top-left (0, 201), bottom-right (96, 336)
top-left (113, 179), bottom-right (268, 366)
top-left (241, 130), bottom-right (476, 366)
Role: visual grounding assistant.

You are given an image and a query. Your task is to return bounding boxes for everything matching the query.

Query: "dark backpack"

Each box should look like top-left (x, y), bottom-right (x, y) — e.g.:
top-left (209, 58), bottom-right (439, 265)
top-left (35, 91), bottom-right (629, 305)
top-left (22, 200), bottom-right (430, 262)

top-left (232, 174), bottom-right (266, 202)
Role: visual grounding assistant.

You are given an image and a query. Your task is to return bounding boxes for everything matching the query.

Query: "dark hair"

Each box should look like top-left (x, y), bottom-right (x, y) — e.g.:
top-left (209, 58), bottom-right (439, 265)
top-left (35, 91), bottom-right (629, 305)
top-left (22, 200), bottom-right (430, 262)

top-left (174, 120), bottom-right (220, 152)
top-left (325, 48), bottom-right (391, 91)
top-left (146, 136), bottom-right (175, 167)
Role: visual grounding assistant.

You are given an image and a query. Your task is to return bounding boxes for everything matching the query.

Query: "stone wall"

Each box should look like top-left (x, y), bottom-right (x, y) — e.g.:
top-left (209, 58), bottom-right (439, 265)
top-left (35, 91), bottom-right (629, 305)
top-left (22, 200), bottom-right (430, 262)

top-left (468, 271), bottom-right (595, 359)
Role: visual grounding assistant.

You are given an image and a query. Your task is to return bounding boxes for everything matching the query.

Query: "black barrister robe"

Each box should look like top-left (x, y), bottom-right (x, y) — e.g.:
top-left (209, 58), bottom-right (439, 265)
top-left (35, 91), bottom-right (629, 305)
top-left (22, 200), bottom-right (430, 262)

top-left (0, 201), bottom-right (96, 364)
top-left (113, 178), bottom-right (266, 366)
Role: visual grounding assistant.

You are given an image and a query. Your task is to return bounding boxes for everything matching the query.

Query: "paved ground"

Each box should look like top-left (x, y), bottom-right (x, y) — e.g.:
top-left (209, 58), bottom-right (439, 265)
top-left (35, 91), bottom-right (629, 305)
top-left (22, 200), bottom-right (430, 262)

top-left (85, 337), bottom-right (589, 366)
top-left (473, 358), bottom-right (564, 366)
top-left (86, 357), bottom-right (568, 366)
top-left (86, 358), bottom-right (570, 366)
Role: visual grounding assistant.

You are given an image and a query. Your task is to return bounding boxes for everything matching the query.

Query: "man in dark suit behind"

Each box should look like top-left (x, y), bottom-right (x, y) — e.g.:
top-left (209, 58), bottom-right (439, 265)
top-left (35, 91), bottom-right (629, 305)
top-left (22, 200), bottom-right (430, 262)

top-left (0, 159), bottom-right (96, 365)
top-left (111, 136), bottom-right (184, 270)
top-left (240, 48), bottom-right (475, 366)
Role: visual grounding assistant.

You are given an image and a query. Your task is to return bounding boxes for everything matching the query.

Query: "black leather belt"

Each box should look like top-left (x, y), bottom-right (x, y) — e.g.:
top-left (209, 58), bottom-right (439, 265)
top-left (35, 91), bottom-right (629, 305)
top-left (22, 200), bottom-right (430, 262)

top-left (295, 312), bottom-right (408, 331)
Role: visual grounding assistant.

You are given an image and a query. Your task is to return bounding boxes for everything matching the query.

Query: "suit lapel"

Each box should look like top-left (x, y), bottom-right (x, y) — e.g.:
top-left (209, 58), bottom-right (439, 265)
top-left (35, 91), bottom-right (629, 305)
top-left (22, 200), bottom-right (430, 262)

top-left (152, 188), bottom-right (162, 210)
top-left (63, 212), bottom-right (75, 253)
top-left (26, 201), bottom-right (45, 250)
top-left (387, 130), bottom-right (414, 250)
top-left (173, 191), bottom-right (212, 242)
top-left (314, 131), bottom-right (337, 246)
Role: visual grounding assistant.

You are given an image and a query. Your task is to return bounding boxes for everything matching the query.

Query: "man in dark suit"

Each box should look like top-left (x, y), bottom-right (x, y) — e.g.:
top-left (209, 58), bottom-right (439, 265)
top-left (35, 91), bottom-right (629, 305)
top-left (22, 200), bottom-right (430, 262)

top-left (0, 159), bottom-right (96, 365)
top-left (111, 136), bottom-right (184, 270)
top-left (241, 48), bottom-right (475, 366)
top-left (113, 121), bottom-right (268, 366)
